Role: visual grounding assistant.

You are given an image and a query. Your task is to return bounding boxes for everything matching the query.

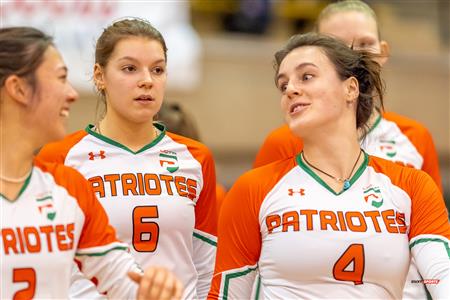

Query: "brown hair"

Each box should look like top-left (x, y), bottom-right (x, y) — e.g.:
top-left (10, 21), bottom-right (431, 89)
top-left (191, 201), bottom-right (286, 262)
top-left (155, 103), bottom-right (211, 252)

top-left (0, 27), bottom-right (53, 91)
top-left (274, 33), bottom-right (384, 134)
top-left (94, 18), bottom-right (168, 118)
top-left (316, 0), bottom-right (381, 38)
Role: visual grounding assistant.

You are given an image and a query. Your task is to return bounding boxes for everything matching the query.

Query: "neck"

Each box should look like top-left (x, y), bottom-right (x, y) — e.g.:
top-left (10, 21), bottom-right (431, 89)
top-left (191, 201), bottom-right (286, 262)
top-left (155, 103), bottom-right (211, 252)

top-left (301, 123), bottom-right (361, 181)
top-left (99, 113), bottom-right (157, 152)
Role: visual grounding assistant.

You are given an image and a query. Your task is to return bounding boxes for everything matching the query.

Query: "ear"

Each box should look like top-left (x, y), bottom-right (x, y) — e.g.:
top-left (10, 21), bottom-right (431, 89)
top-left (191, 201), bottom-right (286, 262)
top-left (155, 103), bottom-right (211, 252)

top-left (93, 63), bottom-right (105, 91)
top-left (345, 76), bottom-right (359, 103)
top-left (378, 40), bottom-right (390, 66)
top-left (3, 75), bottom-right (32, 105)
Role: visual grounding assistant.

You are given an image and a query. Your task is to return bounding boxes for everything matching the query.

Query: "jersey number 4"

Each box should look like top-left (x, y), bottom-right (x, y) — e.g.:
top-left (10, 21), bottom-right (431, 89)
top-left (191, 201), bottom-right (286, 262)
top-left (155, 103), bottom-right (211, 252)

top-left (132, 206), bottom-right (160, 252)
top-left (332, 244), bottom-right (365, 285)
top-left (13, 268), bottom-right (36, 300)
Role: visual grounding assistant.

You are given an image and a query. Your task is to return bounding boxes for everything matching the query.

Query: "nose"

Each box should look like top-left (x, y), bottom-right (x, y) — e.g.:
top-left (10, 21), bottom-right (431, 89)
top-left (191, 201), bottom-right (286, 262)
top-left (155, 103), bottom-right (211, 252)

top-left (67, 83), bottom-right (78, 103)
top-left (138, 70), bottom-right (153, 88)
top-left (285, 81), bottom-right (300, 99)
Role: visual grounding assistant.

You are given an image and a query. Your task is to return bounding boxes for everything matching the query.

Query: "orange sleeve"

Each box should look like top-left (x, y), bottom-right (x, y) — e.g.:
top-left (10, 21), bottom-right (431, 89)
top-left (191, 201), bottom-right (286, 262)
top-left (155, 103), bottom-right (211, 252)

top-left (37, 130), bottom-right (87, 165)
top-left (167, 132), bottom-right (218, 237)
top-left (208, 159), bottom-right (297, 299)
top-left (368, 156), bottom-right (449, 241)
top-left (215, 184), bottom-right (227, 215)
top-left (35, 160), bottom-right (119, 249)
top-left (208, 172), bottom-right (262, 300)
top-left (253, 125), bottom-right (303, 168)
top-left (407, 171), bottom-right (450, 241)
top-left (383, 112), bottom-right (442, 192)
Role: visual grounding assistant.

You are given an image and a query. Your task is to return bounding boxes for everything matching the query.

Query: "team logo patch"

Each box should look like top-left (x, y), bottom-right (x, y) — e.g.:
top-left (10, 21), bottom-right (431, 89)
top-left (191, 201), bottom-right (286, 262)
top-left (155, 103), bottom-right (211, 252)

top-left (363, 185), bottom-right (383, 208)
top-left (288, 188), bottom-right (305, 196)
top-left (36, 194), bottom-right (56, 221)
top-left (159, 150), bottom-right (179, 173)
top-left (379, 140), bottom-right (397, 158)
top-left (88, 150), bottom-right (106, 160)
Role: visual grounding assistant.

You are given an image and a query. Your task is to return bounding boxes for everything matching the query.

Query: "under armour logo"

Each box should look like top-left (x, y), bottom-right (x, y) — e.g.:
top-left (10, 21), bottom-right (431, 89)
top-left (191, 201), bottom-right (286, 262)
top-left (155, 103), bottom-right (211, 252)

top-left (288, 188), bottom-right (305, 196)
top-left (88, 150), bottom-right (106, 160)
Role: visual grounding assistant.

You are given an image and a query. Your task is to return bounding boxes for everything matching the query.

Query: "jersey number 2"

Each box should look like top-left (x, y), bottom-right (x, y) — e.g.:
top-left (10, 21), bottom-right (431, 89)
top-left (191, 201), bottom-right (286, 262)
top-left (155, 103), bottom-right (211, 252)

top-left (132, 206), bottom-right (160, 252)
top-left (332, 244), bottom-right (365, 285)
top-left (13, 268), bottom-right (36, 300)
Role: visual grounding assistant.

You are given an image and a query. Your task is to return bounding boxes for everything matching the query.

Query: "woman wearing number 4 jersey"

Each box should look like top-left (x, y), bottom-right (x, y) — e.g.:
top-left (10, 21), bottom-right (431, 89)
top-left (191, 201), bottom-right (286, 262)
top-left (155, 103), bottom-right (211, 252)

top-left (0, 27), bottom-right (182, 299)
top-left (38, 18), bottom-right (218, 299)
top-left (208, 34), bottom-right (449, 299)
top-left (253, 0), bottom-right (443, 193)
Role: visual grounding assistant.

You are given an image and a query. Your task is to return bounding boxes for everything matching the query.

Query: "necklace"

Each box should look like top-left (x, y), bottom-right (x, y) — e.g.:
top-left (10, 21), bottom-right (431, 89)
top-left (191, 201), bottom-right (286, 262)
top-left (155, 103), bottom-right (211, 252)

top-left (302, 150), bottom-right (362, 191)
top-left (0, 170), bottom-right (32, 183)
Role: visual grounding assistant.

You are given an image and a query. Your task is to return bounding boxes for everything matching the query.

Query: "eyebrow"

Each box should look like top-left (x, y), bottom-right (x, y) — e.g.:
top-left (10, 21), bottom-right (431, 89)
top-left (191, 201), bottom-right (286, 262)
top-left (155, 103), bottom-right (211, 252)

top-left (117, 56), bottom-right (165, 64)
top-left (276, 62), bottom-right (317, 83)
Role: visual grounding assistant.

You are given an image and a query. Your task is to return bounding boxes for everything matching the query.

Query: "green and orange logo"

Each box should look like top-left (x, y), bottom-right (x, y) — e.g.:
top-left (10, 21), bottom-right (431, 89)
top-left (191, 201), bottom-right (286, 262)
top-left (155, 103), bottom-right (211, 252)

top-left (36, 194), bottom-right (56, 221)
top-left (159, 150), bottom-right (179, 173)
top-left (363, 185), bottom-right (383, 208)
top-left (379, 140), bottom-right (397, 158)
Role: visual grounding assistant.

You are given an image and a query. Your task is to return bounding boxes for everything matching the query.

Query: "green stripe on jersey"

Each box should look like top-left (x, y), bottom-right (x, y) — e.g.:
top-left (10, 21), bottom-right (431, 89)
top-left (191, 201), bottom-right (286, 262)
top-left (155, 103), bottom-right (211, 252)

top-left (193, 232), bottom-right (217, 246)
top-left (409, 237), bottom-right (450, 258)
top-left (76, 246), bottom-right (128, 257)
top-left (223, 266), bottom-right (257, 300)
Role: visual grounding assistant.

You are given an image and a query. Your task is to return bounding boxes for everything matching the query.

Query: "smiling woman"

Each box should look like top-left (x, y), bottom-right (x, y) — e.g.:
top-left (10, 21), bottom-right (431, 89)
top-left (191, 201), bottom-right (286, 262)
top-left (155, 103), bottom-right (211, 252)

top-left (38, 18), bottom-right (218, 300)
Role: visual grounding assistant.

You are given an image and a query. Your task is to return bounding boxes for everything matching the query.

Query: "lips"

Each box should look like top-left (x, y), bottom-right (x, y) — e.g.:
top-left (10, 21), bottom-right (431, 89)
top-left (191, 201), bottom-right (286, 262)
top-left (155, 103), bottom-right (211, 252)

top-left (134, 94), bottom-right (154, 101)
top-left (289, 102), bottom-right (310, 114)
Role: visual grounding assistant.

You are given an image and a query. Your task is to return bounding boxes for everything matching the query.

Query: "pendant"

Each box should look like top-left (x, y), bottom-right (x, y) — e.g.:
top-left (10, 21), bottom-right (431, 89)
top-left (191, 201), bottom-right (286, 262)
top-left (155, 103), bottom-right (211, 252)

top-left (343, 180), bottom-right (351, 190)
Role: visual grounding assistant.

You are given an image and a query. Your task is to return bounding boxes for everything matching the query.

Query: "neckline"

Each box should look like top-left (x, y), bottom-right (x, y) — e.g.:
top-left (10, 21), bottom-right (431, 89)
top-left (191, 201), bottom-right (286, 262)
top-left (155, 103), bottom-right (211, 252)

top-left (85, 122), bottom-right (166, 155)
top-left (1, 168), bottom-right (33, 202)
top-left (296, 151), bottom-right (369, 195)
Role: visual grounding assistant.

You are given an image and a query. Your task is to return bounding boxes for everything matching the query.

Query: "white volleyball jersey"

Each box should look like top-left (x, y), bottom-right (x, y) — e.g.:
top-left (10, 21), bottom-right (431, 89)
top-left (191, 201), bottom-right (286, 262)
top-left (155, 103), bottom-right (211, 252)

top-left (209, 154), bottom-right (450, 299)
top-left (361, 116), bottom-right (423, 169)
top-left (38, 123), bottom-right (218, 299)
top-left (1, 161), bottom-right (142, 299)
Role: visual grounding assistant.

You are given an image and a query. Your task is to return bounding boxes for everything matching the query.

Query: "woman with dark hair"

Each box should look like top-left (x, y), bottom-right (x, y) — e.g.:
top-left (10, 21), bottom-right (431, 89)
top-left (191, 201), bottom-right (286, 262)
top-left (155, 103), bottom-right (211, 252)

top-left (0, 26), bottom-right (182, 300)
top-left (38, 18), bottom-right (218, 300)
top-left (208, 33), bottom-right (449, 299)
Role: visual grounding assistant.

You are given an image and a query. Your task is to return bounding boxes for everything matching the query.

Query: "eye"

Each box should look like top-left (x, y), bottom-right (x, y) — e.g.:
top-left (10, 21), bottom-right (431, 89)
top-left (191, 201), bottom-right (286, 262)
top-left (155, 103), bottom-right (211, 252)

top-left (122, 65), bottom-right (136, 72)
top-left (278, 82), bottom-right (287, 93)
top-left (59, 74), bottom-right (68, 82)
top-left (152, 66), bottom-right (165, 75)
top-left (302, 74), bottom-right (313, 81)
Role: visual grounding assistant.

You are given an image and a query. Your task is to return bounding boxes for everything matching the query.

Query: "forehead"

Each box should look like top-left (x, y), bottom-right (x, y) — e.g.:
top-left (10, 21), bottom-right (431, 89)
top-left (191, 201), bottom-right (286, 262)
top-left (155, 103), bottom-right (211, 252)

top-left (319, 11), bottom-right (379, 44)
top-left (109, 37), bottom-right (165, 61)
top-left (279, 46), bottom-right (333, 73)
top-left (37, 46), bottom-right (66, 74)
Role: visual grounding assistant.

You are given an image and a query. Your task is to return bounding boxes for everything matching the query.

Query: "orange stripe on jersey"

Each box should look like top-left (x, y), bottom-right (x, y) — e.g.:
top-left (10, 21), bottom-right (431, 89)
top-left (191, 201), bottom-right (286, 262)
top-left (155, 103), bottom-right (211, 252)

top-left (367, 156), bottom-right (450, 241)
top-left (383, 111), bottom-right (442, 192)
top-left (253, 124), bottom-right (302, 168)
top-left (37, 130), bottom-right (88, 165)
top-left (167, 132), bottom-right (218, 237)
top-left (33, 160), bottom-right (119, 250)
top-left (208, 158), bottom-right (297, 299)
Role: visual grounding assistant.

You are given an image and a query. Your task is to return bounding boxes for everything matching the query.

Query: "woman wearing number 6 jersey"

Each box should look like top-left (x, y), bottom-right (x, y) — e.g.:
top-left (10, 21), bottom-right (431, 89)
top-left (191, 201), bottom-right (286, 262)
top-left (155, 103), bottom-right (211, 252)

top-left (38, 18), bottom-right (218, 299)
top-left (1, 26), bottom-right (183, 299)
top-left (207, 34), bottom-right (449, 299)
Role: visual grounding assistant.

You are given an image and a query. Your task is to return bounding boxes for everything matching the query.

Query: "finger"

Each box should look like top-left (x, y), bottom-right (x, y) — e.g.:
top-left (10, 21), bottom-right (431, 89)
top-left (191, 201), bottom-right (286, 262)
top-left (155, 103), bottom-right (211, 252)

top-left (128, 271), bottom-right (142, 284)
top-left (146, 268), bottom-right (168, 300)
top-left (158, 273), bottom-right (175, 300)
top-left (137, 268), bottom-right (156, 300)
top-left (172, 277), bottom-right (183, 300)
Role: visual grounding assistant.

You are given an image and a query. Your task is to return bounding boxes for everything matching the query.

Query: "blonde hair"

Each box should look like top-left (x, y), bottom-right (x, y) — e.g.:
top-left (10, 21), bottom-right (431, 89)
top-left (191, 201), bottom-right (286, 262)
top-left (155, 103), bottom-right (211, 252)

top-left (316, 0), bottom-right (380, 37)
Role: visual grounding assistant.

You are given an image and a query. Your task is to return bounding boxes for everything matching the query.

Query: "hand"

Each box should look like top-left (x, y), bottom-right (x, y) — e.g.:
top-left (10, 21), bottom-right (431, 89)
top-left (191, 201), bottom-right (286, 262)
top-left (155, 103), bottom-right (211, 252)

top-left (128, 267), bottom-right (183, 300)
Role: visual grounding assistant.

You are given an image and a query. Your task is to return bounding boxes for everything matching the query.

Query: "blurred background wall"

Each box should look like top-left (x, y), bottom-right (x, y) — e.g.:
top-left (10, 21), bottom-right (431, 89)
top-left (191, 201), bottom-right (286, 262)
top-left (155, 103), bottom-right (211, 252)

top-left (1, 0), bottom-right (449, 201)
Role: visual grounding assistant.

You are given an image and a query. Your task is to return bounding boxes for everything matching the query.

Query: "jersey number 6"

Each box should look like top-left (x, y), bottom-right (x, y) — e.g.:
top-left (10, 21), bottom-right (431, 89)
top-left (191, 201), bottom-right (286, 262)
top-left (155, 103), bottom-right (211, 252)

top-left (132, 206), bottom-right (160, 252)
top-left (332, 244), bottom-right (365, 285)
